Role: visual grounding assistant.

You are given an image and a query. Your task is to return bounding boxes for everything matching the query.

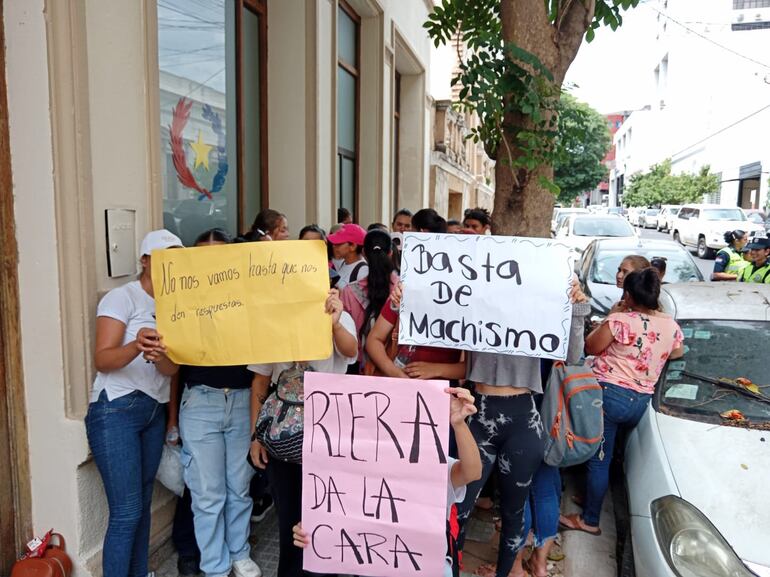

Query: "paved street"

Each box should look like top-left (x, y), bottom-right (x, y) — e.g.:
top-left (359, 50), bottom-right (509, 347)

top-left (636, 226), bottom-right (714, 280)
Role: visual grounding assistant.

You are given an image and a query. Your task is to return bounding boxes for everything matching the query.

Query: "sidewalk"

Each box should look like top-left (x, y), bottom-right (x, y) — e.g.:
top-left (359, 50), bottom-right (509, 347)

top-left (154, 471), bottom-right (616, 577)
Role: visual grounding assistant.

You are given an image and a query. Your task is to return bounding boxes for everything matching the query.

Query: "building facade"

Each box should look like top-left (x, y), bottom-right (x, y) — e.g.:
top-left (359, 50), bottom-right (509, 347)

top-left (1, 0), bottom-right (435, 574)
top-left (428, 39), bottom-right (495, 220)
top-left (609, 0), bottom-right (770, 209)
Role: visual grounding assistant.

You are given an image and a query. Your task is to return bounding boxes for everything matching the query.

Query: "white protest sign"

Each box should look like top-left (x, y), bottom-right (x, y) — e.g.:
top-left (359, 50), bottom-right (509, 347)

top-left (398, 233), bottom-right (573, 361)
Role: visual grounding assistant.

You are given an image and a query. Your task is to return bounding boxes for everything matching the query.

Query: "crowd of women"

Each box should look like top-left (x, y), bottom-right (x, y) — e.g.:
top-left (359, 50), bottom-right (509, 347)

top-left (86, 205), bottom-right (684, 577)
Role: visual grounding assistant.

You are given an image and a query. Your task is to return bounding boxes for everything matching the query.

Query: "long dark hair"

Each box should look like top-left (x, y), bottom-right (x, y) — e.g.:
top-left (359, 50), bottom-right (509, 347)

top-left (623, 268), bottom-right (661, 311)
top-left (361, 229), bottom-right (394, 336)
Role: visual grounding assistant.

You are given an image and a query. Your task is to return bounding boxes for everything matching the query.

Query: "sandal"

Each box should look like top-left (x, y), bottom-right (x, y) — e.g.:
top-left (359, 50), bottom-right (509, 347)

top-left (558, 513), bottom-right (601, 537)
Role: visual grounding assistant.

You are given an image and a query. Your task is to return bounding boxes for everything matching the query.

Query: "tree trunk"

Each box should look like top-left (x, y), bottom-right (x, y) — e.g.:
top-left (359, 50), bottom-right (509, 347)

top-left (493, 0), bottom-right (595, 238)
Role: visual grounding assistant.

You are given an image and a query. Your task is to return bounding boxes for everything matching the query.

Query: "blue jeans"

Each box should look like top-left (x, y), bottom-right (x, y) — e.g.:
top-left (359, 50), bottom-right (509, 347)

top-left (583, 382), bottom-right (651, 527)
top-left (523, 462), bottom-right (561, 547)
top-left (85, 389), bottom-right (166, 577)
top-left (179, 386), bottom-right (254, 577)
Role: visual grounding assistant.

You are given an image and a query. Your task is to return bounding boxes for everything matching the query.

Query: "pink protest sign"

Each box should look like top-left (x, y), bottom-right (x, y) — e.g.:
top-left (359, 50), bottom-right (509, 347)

top-left (301, 373), bottom-right (450, 576)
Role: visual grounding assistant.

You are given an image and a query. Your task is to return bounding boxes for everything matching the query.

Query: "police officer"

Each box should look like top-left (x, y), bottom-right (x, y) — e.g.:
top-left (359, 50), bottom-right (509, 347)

top-left (712, 230), bottom-right (749, 281)
top-left (739, 236), bottom-right (770, 284)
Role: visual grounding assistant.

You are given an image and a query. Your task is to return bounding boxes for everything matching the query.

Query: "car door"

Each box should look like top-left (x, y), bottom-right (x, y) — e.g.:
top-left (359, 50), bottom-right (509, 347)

top-left (674, 208), bottom-right (690, 243)
top-left (684, 209), bottom-right (700, 246)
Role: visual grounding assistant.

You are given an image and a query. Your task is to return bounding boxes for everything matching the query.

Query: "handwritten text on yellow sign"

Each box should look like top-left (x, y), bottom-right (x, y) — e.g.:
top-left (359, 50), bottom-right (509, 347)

top-left (152, 240), bottom-right (332, 365)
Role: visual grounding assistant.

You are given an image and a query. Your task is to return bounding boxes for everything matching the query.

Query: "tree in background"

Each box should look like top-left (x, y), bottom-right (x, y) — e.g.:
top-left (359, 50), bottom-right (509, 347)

top-left (622, 159), bottom-right (720, 207)
top-left (426, 0), bottom-right (639, 237)
top-left (554, 94), bottom-right (611, 205)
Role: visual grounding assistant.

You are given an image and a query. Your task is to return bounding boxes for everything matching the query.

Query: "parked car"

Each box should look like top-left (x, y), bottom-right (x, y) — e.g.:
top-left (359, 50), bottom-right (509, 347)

top-left (551, 207), bottom-right (588, 233)
top-left (745, 209), bottom-right (767, 228)
top-left (554, 214), bottom-right (637, 255)
top-left (639, 208), bottom-right (660, 229)
top-left (623, 282), bottom-right (770, 577)
top-left (575, 238), bottom-right (703, 324)
top-left (656, 205), bottom-right (681, 232)
top-left (628, 208), bottom-right (646, 227)
top-left (670, 204), bottom-right (764, 259)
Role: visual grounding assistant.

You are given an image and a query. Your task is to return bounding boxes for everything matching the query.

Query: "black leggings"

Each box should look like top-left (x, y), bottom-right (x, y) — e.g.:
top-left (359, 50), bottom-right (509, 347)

top-left (267, 459), bottom-right (337, 577)
top-left (456, 393), bottom-right (545, 577)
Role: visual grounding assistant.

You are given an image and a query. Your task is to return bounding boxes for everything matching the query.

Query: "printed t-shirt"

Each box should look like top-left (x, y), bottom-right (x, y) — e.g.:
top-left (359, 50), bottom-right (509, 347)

top-left (591, 311), bottom-right (684, 395)
top-left (248, 312), bottom-right (357, 379)
top-left (90, 280), bottom-right (171, 403)
top-left (445, 457), bottom-right (466, 577)
top-left (380, 298), bottom-right (462, 364)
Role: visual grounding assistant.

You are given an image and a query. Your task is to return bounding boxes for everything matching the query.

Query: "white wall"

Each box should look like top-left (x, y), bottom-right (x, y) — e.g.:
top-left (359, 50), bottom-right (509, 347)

top-left (5, 0), bottom-right (89, 569)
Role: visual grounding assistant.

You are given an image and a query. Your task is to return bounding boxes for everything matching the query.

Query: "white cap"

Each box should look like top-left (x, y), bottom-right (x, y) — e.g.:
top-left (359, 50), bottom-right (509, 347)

top-left (140, 229), bottom-right (183, 256)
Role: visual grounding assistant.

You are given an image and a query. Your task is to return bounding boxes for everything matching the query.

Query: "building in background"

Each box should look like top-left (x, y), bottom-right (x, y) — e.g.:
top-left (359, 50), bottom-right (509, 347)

top-left (428, 36), bottom-right (495, 220)
top-left (610, 0), bottom-right (770, 208)
top-left (588, 112), bottom-right (626, 206)
top-left (1, 0), bottom-right (435, 574)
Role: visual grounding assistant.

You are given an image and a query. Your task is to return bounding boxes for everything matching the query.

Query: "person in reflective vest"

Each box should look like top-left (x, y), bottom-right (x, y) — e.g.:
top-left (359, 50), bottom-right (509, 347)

top-left (712, 230), bottom-right (749, 281)
top-left (739, 237), bottom-right (770, 284)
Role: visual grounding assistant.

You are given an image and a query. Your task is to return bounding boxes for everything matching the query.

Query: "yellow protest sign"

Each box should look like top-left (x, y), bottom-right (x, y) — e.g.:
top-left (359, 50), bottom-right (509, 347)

top-left (152, 240), bottom-right (332, 365)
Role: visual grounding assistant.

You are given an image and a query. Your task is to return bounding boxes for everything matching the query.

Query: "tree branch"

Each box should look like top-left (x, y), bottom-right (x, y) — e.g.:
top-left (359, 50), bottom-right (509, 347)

top-left (554, 0), bottom-right (595, 83)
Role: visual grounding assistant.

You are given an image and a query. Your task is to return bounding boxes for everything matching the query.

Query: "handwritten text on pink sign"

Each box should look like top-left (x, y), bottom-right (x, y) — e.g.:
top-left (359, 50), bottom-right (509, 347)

top-left (301, 373), bottom-right (450, 576)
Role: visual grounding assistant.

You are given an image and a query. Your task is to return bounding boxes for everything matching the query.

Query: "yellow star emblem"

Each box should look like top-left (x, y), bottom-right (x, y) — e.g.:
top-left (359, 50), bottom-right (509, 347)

top-left (189, 130), bottom-right (213, 171)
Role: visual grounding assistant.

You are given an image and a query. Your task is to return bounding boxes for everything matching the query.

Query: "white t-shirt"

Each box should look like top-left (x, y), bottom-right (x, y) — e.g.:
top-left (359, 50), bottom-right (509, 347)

top-left (90, 281), bottom-right (171, 403)
top-left (335, 258), bottom-right (369, 290)
top-left (248, 312), bottom-right (357, 378)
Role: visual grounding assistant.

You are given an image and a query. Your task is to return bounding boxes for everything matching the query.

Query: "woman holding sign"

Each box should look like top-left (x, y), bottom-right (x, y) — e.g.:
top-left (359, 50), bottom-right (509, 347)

top-left (170, 229), bottom-right (263, 577)
top-left (455, 353), bottom-right (547, 576)
top-left (85, 230), bottom-right (182, 577)
top-left (248, 289), bottom-right (357, 577)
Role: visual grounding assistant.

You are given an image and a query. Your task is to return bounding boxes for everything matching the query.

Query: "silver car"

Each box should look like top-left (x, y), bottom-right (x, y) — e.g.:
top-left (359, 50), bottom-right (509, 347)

top-left (623, 283), bottom-right (770, 577)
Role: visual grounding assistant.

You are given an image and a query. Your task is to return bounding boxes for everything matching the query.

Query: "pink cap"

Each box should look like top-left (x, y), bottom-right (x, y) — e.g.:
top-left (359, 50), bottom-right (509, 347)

top-left (327, 223), bottom-right (366, 246)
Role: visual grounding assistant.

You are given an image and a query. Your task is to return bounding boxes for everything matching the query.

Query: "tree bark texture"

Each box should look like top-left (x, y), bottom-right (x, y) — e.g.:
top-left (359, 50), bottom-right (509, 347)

top-left (493, 0), bottom-right (596, 238)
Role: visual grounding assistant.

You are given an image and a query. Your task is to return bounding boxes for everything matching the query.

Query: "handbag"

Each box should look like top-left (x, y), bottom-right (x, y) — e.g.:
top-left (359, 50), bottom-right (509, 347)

top-left (255, 362), bottom-right (311, 463)
top-left (11, 532), bottom-right (72, 577)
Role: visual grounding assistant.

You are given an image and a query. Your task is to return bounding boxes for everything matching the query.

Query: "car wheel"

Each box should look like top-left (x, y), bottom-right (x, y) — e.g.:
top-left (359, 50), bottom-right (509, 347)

top-left (697, 237), bottom-right (716, 259)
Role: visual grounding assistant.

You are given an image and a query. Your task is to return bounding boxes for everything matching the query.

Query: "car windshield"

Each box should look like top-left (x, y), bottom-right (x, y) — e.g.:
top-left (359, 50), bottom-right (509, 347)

top-left (589, 248), bottom-right (702, 284)
top-left (646, 209), bottom-right (660, 216)
top-left (658, 320), bottom-right (770, 428)
top-left (573, 218), bottom-right (634, 237)
top-left (747, 213), bottom-right (765, 224)
top-left (702, 208), bottom-right (746, 221)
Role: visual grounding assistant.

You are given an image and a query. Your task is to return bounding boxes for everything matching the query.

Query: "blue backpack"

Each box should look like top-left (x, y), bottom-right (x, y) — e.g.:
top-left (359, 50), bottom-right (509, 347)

top-left (541, 362), bottom-right (604, 467)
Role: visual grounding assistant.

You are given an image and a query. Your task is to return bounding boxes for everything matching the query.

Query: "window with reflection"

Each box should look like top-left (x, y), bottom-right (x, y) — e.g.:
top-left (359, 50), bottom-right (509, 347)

top-left (157, 0), bottom-right (267, 246)
top-left (337, 1), bottom-right (359, 219)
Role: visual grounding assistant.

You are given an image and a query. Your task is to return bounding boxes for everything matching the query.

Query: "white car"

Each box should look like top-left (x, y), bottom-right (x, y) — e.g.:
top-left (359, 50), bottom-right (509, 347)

top-left (551, 207), bottom-right (588, 233)
top-left (553, 214), bottom-right (637, 255)
top-left (670, 204), bottom-right (764, 259)
top-left (627, 208), bottom-right (647, 227)
top-left (656, 205), bottom-right (681, 232)
top-left (624, 283), bottom-right (770, 577)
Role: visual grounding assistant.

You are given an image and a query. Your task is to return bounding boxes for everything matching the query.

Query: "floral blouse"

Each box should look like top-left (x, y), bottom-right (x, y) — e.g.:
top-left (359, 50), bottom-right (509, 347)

top-left (591, 312), bottom-right (684, 394)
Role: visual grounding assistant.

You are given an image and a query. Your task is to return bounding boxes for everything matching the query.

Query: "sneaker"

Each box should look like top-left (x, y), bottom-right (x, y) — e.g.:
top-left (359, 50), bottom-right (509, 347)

top-left (250, 495), bottom-right (274, 523)
top-left (232, 557), bottom-right (262, 577)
